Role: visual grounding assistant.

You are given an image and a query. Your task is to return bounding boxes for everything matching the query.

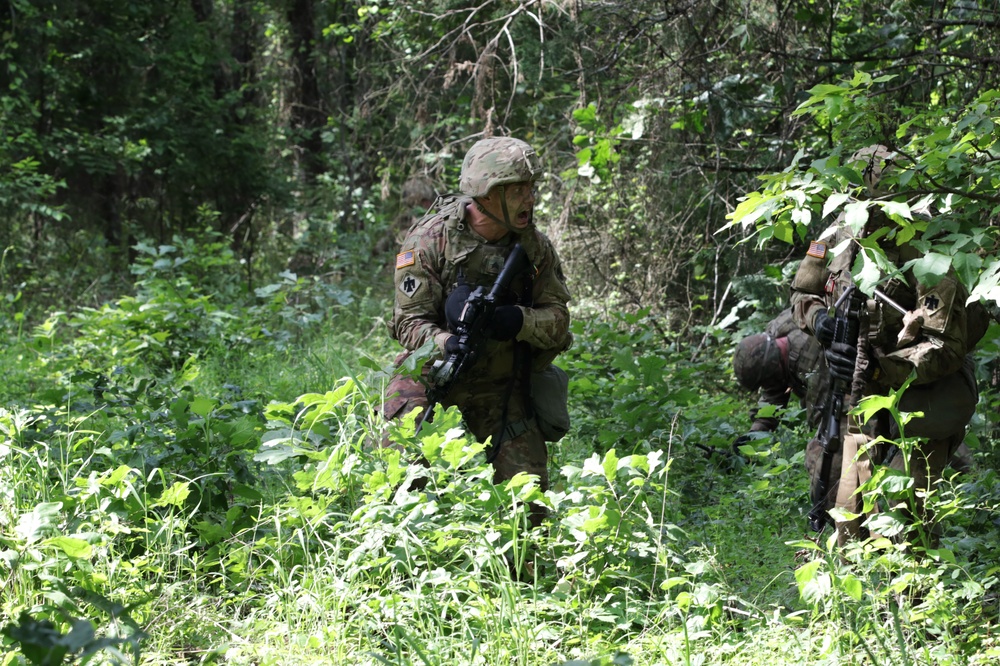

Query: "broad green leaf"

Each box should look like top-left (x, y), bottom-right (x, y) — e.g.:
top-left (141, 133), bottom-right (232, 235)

top-left (794, 560), bottom-right (830, 603)
top-left (253, 445), bottom-right (308, 465)
top-left (822, 193), bottom-right (850, 220)
top-left (969, 259), bottom-right (1000, 302)
top-left (876, 471), bottom-right (914, 494)
top-left (910, 252), bottom-right (952, 287)
top-left (602, 449), bottom-right (620, 482)
top-left (45, 536), bottom-right (93, 559)
top-left (843, 201), bottom-right (870, 231)
top-left (854, 248), bottom-right (883, 295)
top-left (154, 481), bottom-right (191, 508)
top-left (840, 573), bottom-right (863, 601)
top-left (190, 396), bottom-right (216, 417)
top-left (879, 200), bottom-right (912, 220)
top-left (855, 392), bottom-right (899, 422)
top-left (16, 502), bottom-right (63, 544)
top-left (952, 252), bottom-right (982, 290)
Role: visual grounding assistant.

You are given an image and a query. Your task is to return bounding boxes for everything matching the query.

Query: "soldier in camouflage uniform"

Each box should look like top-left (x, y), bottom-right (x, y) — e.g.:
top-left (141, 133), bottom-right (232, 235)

top-left (380, 137), bottom-right (572, 523)
top-left (791, 145), bottom-right (983, 545)
top-left (732, 308), bottom-right (829, 448)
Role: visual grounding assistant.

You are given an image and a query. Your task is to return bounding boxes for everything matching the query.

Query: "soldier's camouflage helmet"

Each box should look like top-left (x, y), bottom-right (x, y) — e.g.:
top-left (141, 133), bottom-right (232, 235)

top-left (402, 175), bottom-right (436, 208)
top-left (459, 137), bottom-right (542, 198)
top-left (733, 333), bottom-right (784, 392)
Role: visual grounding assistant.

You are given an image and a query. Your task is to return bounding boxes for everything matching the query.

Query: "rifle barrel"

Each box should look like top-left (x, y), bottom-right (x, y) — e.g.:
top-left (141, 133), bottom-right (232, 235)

top-left (873, 288), bottom-right (908, 315)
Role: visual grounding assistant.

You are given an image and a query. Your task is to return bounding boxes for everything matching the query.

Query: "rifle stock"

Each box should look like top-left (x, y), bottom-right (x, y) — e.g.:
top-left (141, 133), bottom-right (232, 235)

top-left (416, 243), bottom-right (529, 433)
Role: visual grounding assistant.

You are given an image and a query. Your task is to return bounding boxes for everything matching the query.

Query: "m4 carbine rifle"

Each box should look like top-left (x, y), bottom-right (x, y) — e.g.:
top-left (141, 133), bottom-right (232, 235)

top-left (416, 243), bottom-right (529, 433)
top-left (808, 286), bottom-right (865, 533)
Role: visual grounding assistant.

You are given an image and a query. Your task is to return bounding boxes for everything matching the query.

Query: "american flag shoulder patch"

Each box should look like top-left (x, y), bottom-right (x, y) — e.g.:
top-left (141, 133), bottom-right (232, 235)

top-left (806, 241), bottom-right (827, 259)
top-left (395, 250), bottom-right (415, 269)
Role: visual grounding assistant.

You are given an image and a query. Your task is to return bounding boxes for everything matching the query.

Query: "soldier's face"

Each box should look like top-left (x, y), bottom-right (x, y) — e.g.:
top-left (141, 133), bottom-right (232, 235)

top-left (485, 181), bottom-right (536, 230)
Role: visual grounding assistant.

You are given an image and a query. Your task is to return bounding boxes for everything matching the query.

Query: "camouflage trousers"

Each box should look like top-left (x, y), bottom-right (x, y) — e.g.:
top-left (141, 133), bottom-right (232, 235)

top-left (379, 357), bottom-right (549, 509)
top-left (806, 355), bottom-right (978, 545)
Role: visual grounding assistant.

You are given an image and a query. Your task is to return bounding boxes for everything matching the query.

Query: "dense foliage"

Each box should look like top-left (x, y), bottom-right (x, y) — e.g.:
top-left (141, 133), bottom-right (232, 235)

top-left (1, 242), bottom-right (998, 664)
top-left (2, 0), bottom-right (1000, 664)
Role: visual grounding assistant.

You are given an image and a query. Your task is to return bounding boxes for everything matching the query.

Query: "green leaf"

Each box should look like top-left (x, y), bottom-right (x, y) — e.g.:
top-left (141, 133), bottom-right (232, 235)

top-left (840, 573), bottom-right (863, 601)
top-left (910, 252), bottom-right (952, 287)
top-left (190, 396), bottom-right (217, 417)
top-left (843, 201), bottom-right (870, 231)
top-left (877, 471), bottom-right (914, 495)
top-left (154, 481), bottom-right (191, 508)
top-left (16, 502), bottom-right (63, 544)
top-left (45, 536), bottom-right (93, 559)
top-left (879, 200), bottom-right (912, 220)
top-left (951, 252), bottom-right (982, 289)
top-left (794, 560), bottom-right (830, 603)
top-left (854, 248), bottom-right (883, 295)
top-left (602, 449), bottom-right (620, 482)
top-left (822, 193), bottom-right (850, 220)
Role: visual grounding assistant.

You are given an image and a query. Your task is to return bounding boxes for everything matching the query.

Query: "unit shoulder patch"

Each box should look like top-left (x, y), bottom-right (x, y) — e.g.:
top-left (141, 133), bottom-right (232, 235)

top-left (398, 273), bottom-right (422, 299)
top-left (917, 279), bottom-right (957, 334)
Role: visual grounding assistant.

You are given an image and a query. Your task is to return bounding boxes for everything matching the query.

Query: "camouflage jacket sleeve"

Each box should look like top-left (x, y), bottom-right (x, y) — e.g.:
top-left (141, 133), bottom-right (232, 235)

top-left (790, 237), bottom-right (842, 335)
top-left (516, 231), bottom-right (572, 353)
top-left (749, 386), bottom-right (790, 432)
top-left (390, 217), bottom-right (452, 353)
top-left (874, 273), bottom-right (969, 388)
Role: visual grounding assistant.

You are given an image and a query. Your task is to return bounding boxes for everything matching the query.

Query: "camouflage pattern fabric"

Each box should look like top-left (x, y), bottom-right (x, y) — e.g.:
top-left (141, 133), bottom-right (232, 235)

top-left (741, 308), bottom-right (829, 433)
top-left (391, 195), bottom-right (571, 371)
top-left (459, 138), bottom-right (542, 197)
top-left (791, 218), bottom-right (980, 543)
top-left (381, 193), bottom-right (571, 507)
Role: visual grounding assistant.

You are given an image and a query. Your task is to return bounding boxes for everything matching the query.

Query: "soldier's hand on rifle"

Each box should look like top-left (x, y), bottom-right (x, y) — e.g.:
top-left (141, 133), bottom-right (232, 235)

top-left (825, 341), bottom-right (857, 382)
top-left (445, 285), bottom-right (473, 331)
top-left (445, 335), bottom-right (471, 355)
top-left (814, 310), bottom-right (837, 347)
top-left (488, 305), bottom-right (524, 341)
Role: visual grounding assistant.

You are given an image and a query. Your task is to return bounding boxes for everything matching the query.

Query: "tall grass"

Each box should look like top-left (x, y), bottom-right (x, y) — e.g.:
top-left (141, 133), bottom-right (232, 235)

top-left (2, 248), bottom-right (999, 664)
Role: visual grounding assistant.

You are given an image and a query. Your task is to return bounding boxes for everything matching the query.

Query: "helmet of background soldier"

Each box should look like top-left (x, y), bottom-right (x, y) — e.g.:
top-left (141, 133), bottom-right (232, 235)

top-left (733, 333), bottom-right (785, 392)
top-left (851, 144), bottom-right (898, 193)
top-left (459, 137), bottom-right (542, 198)
top-left (402, 175), bottom-right (436, 208)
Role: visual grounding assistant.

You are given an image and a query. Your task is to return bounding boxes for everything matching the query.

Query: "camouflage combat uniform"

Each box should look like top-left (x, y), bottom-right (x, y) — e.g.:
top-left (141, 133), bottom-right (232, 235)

top-left (381, 194), bottom-right (572, 490)
top-left (791, 217), bottom-right (981, 542)
top-left (744, 308), bottom-right (828, 433)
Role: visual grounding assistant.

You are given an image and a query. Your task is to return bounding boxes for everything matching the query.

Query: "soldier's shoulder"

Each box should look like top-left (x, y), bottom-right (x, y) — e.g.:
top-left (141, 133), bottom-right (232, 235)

top-left (523, 226), bottom-right (561, 257)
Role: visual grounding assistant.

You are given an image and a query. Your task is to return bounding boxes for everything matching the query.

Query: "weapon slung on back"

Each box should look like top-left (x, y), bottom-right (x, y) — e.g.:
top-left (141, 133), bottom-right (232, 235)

top-left (416, 243), bottom-right (529, 432)
top-left (808, 286), bottom-right (865, 532)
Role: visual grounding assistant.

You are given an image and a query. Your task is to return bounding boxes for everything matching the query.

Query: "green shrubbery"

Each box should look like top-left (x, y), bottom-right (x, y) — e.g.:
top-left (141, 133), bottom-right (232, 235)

top-left (1, 232), bottom-right (999, 665)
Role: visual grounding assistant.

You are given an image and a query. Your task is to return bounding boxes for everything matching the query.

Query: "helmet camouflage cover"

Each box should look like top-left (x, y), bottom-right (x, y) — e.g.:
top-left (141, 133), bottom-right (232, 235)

top-left (402, 175), bottom-right (436, 208)
top-left (459, 137), bottom-right (542, 197)
top-left (733, 333), bottom-right (784, 391)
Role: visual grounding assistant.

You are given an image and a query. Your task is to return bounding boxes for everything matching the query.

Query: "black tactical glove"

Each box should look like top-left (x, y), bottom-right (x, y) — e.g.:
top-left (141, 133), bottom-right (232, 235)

top-left (444, 284), bottom-right (473, 331)
top-left (488, 305), bottom-right (524, 341)
top-left (814, 310), bottom-right (836, 348)
top-left (825, 341), bottom-right (857, 383)
top-left (444, 335), bottom-right (470, 355)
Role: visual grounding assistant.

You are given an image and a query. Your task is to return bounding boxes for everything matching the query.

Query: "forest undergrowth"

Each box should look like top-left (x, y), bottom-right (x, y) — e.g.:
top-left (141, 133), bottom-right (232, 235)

top-left (1, 235), bottom-right (1000, 666)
